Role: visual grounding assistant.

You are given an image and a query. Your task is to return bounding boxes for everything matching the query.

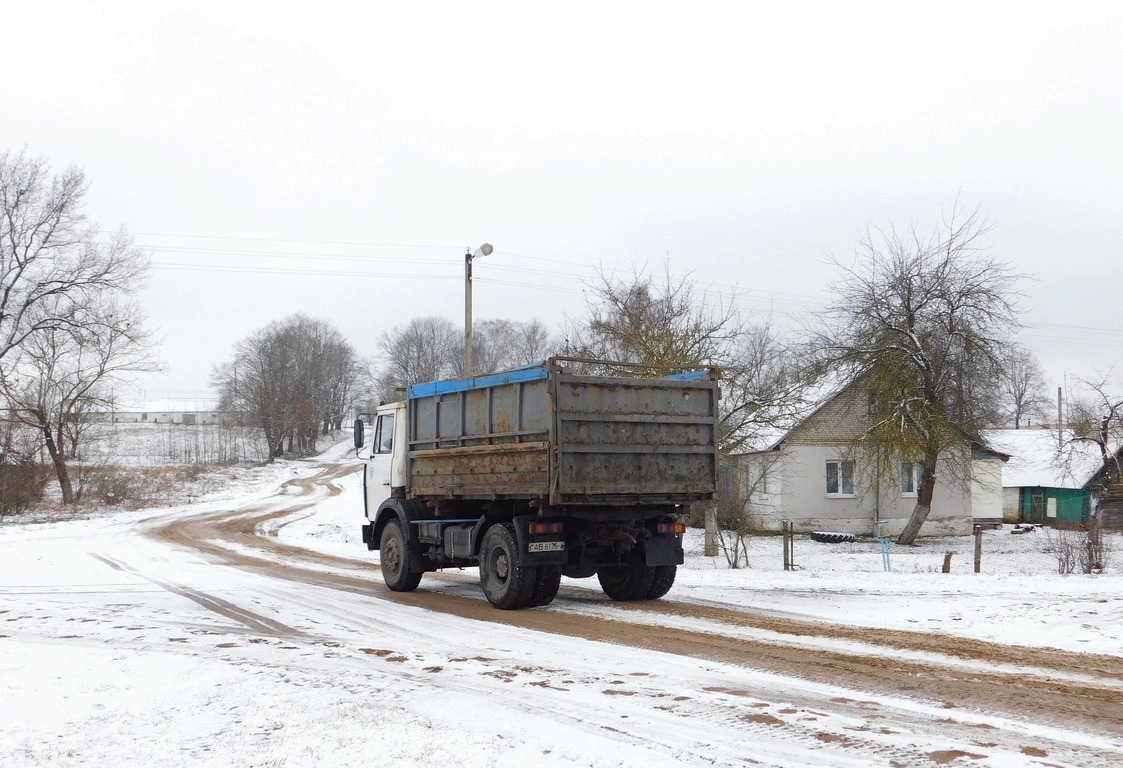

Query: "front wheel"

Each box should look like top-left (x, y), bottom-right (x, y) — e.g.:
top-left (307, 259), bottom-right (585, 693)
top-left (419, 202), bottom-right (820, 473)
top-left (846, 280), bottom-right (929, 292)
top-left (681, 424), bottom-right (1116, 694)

top-left (379, 520), bottom-right (422, 592)
top-left (597, 558), bottom-right (656, 601)
top-left (479, 524), bottom-right (535, 610)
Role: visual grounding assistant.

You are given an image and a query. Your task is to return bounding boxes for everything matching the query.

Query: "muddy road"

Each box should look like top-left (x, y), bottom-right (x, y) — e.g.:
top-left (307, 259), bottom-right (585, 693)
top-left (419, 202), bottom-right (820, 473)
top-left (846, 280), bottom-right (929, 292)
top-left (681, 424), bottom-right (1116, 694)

top-left (150, 461), bottom-right (1123, 766)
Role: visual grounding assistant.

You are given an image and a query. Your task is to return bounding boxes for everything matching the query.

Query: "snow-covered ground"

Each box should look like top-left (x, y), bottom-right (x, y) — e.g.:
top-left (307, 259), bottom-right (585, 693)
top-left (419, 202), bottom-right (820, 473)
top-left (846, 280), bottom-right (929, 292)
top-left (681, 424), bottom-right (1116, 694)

top-left (281, 456), bottom-right (1123, 657)
top-left (2, 440), bottom-right (1121, 767)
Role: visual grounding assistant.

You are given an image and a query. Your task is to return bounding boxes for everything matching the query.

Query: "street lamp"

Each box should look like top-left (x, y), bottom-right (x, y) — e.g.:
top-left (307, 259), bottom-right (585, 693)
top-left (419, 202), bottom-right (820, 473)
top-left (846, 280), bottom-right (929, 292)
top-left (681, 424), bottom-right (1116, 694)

top-left (465, 242), bottom-right (493, 378)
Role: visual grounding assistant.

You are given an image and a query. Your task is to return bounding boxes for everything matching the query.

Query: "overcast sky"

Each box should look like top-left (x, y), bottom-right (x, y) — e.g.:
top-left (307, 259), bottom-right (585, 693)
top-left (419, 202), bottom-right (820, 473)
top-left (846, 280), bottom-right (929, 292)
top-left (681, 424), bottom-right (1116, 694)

top-left (5, 1), bottom-right (1122, 406)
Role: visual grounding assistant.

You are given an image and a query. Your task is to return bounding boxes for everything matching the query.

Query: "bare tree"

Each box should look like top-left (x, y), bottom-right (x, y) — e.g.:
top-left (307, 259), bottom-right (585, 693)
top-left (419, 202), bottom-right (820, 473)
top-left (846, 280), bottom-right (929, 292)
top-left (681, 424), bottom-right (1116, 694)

top-left (999, 346), bottom-right (1049, 428)
top-left (1062, 372), bottom-right (1123, 570)
top-left (572, 263), bottom-right (804, 455)
top-left (3, 298), bottom-right (158, 503)
top-left (571, 263), bottom-right (803, 561)
top-left (817, 205), bottom-right (1021, 545)
top-left (372, 316), bottom-right (461, 401)
top-left (0, 150), bottom-right (146, 363)
top-left (213, 315), bottom-right (359, 460)
top-left (472, 318), bottom-right (556, 375)
top-left (370, 316), bottom-right (557, 403)
top-left (572, 263), bottom-right (743, 375)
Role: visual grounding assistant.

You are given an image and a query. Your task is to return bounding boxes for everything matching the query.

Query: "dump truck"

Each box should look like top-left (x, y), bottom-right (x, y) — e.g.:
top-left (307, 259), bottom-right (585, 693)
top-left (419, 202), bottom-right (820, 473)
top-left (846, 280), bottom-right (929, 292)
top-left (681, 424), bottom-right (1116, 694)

top-left (355, 357), bottom-right (719, 609)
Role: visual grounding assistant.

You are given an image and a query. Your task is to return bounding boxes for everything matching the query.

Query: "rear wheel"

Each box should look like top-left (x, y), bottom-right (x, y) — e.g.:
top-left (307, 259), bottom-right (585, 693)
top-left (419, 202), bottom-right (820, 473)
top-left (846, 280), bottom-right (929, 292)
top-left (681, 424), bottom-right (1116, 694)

top-left (480, 524), bottom-right (535, 610)
top-left (645, 565), bottom-right (677, 599)
top-left (527, 566), bottom-right (562, 607)
top-left (379, 520), bottom-right (422, 592)
top-left (598, 558), bottom-right (656, 601)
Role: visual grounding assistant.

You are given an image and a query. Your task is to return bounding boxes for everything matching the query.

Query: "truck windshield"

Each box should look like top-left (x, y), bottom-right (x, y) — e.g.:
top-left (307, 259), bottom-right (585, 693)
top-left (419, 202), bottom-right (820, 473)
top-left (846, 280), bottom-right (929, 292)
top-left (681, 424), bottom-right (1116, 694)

top-left (375, 414), bottom-right (395, 454)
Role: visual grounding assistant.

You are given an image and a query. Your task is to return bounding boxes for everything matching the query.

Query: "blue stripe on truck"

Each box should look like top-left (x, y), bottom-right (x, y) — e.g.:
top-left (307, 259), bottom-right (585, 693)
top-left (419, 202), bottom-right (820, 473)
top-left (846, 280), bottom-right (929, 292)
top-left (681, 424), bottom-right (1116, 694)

top-left (408, 359), bottom-right (712, 398)
top-left (408, 361), bottom-right (551, 398)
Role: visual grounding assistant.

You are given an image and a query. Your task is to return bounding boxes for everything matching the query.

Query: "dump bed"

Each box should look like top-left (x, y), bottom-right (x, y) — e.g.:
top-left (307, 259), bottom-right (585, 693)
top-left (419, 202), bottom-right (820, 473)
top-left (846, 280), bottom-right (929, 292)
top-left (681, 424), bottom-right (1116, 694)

top-left (406, 358), bottom-right (719, 506)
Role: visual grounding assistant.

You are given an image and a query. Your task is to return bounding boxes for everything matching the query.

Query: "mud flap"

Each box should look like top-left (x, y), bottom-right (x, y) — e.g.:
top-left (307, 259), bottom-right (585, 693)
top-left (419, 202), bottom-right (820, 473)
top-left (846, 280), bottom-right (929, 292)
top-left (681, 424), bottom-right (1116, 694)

top-left (361, 523), bottom-right (376, 550)
top-left (644, 534), bottom-right (684, 566)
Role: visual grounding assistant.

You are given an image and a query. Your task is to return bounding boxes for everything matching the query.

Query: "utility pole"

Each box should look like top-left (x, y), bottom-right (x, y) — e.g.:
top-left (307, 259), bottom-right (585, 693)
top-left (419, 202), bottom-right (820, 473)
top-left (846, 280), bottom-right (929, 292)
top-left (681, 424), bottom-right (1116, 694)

top-left (464, 243), bottom-right (493, 378)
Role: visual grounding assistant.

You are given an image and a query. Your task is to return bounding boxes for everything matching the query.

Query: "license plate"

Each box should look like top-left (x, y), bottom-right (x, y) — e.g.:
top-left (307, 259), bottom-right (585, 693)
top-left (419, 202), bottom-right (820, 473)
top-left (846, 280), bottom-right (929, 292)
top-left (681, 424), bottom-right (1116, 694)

top-left (528, 541), bottom-right (565, 552)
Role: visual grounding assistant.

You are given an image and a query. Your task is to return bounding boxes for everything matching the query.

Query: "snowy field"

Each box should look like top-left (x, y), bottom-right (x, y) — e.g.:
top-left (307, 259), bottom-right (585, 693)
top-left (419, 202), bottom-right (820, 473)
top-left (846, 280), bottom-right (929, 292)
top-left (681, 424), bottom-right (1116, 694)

top-left (2, 440), bottom-right (1121, 767)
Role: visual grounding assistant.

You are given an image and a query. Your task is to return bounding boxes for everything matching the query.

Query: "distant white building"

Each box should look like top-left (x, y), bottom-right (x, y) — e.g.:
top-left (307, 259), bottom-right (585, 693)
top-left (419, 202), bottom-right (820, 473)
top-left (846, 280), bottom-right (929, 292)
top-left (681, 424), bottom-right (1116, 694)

top-left (111, 399), bottom-right (235, 426)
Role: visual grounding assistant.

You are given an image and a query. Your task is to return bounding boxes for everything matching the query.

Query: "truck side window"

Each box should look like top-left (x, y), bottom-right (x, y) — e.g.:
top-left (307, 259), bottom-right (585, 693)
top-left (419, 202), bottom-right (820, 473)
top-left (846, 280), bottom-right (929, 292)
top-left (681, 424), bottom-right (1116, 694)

top-left (375, 414), bottom-right (395, 454)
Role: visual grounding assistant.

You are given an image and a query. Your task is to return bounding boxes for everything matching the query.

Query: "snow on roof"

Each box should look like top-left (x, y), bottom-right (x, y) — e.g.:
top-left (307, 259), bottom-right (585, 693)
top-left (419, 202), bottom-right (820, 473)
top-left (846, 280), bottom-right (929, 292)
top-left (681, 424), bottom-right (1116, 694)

top-left (982, 428), bottom-right (1119, 489)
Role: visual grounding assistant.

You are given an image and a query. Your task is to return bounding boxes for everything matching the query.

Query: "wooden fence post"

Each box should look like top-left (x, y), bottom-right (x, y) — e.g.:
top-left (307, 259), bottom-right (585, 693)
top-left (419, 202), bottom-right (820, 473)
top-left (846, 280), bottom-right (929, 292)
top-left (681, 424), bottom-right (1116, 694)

top-left (974, 526), bottom-right (983, 573)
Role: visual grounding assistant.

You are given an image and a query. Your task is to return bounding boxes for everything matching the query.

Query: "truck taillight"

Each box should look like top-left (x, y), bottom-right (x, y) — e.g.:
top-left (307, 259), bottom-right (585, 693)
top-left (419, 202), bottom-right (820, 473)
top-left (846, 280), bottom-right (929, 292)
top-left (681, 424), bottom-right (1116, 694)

top-left (529, 522), bottom-right (564, 534)
top-left (656, 523), bottom-right (686, 534)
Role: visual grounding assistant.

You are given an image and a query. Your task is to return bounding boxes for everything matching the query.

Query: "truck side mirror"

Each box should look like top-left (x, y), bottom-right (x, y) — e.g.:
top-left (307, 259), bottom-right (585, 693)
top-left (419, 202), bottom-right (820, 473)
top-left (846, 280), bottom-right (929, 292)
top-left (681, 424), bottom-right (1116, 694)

top-left (353, 418), bottom-right (365, 450)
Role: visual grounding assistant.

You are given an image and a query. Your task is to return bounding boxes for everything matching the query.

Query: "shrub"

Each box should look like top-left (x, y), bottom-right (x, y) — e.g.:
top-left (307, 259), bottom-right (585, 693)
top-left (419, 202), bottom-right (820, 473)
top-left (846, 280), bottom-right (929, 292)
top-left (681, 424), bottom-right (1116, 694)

top-left (0, 462), bottom-right (50, 517)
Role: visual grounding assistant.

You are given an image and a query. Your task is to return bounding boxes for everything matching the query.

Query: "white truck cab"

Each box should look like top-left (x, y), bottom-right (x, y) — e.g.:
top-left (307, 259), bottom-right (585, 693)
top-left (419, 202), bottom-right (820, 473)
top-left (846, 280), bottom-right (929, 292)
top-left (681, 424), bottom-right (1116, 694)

top-left (358, 401), bottom-right (407, 522)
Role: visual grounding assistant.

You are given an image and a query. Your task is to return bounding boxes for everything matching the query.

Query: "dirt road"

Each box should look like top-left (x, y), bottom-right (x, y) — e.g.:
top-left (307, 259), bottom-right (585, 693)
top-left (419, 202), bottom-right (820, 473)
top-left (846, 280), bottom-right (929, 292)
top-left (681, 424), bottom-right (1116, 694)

top-left (151, 461), bottom-right (1123, 766)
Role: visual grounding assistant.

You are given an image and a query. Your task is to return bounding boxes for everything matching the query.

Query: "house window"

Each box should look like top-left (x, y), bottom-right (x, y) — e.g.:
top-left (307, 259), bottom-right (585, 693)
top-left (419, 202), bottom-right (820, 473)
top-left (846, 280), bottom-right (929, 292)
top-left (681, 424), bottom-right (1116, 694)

top-left (867, 389), bottom-right (879, 415)
top-left (826, 459), bottom-right (855, 496)
top-left (901, 462), bottom-right (922, 496)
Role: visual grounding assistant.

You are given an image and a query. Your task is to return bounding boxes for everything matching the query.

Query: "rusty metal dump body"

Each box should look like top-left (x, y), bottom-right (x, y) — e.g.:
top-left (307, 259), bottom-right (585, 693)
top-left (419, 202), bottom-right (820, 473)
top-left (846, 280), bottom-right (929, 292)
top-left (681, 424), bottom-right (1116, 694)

top-left (406, 358), bottom-right (719, 506)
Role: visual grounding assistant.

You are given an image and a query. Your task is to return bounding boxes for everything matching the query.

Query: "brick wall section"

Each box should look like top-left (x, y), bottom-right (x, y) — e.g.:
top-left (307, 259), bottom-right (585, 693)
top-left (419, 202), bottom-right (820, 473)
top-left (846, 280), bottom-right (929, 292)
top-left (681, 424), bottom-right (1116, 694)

top-left (785, 381), bottom-right (873, 445)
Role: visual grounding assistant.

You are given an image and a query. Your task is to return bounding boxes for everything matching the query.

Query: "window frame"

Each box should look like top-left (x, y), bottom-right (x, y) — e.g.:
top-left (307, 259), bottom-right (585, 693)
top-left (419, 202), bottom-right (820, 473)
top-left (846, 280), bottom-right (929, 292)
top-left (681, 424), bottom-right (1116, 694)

top-left (901, 461), bottom-right (923, 497)
top-left (374, 413), bottom-right (395, 455)
top-left (755, 468), bottom-right (770, 500)
top-left (825, 458), bottom-right (856, 498)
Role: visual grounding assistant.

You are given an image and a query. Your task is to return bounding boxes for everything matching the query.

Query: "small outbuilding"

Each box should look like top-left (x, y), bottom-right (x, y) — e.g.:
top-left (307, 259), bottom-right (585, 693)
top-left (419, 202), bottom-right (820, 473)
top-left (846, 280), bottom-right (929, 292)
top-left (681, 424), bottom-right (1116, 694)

top-left (983, 428), bottom-right (1122, 526)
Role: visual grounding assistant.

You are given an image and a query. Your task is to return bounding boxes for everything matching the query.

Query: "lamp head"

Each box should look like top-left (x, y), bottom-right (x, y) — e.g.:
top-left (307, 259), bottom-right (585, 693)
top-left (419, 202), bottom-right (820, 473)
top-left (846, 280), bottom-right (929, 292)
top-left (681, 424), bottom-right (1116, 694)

top-left (472, 243), bottom-right (493, 259)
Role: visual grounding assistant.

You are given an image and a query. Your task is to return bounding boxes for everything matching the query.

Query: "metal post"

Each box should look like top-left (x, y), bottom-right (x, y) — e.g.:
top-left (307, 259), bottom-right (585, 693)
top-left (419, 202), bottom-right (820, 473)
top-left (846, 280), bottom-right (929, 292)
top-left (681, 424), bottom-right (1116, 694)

top-left (783, 521), bottom-right (794, 571)
top-left (464, 249), bottom-right (473, 378)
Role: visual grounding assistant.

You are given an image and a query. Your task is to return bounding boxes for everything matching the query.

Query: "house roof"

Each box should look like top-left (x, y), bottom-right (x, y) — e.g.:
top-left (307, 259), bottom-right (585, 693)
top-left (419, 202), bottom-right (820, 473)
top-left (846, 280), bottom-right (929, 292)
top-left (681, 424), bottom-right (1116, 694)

top-left (736, 366), bottom-right (859, 453)
top-left (982, 428), bottom-right (1120, 489)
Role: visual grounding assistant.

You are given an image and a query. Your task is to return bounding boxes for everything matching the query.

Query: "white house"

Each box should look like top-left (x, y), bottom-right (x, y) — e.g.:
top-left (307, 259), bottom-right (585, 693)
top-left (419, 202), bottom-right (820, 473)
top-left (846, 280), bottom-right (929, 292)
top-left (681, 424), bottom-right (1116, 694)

top-left (730, 373), bottom-right (1005, 538)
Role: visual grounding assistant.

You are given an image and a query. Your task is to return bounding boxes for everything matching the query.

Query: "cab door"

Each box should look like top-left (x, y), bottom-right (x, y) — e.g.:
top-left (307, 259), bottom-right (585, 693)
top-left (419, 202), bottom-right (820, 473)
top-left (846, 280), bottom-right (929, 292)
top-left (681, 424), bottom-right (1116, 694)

top-left (364, 405), bottom-right (402, 520)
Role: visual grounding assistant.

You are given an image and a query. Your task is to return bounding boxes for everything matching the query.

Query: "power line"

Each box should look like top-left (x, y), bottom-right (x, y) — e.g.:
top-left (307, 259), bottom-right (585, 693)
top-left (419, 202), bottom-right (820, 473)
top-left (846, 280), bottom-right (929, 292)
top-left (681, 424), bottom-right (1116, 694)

top-left (133, 232), bottom-right (465, 249)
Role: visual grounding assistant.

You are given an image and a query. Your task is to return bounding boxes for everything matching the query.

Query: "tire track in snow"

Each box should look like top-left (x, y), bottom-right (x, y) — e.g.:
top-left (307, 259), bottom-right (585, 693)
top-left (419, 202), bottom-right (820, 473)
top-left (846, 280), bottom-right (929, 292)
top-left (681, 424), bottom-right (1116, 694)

top-left (88, 552), bottom-right (299, 636)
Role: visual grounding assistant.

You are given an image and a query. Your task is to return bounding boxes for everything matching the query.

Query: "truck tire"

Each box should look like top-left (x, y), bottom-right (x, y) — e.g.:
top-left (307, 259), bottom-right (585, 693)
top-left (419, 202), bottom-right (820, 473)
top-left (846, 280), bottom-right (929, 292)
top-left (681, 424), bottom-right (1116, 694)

top-left (527, 566), bottom-right (562, 608)
top-left (645, 565), bottom-right (677, 600)
top-left (597, 559), bottom-right (656, 601)
top-left (480, 524), bottom-right (535, 610)
top-left (379, 520), bottom-right (422, 592)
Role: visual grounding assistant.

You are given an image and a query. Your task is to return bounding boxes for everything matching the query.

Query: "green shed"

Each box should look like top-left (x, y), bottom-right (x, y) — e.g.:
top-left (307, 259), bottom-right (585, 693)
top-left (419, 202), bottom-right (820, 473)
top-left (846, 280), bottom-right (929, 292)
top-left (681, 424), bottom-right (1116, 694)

top-left (1018, 486), bottom-right (1091, 525)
